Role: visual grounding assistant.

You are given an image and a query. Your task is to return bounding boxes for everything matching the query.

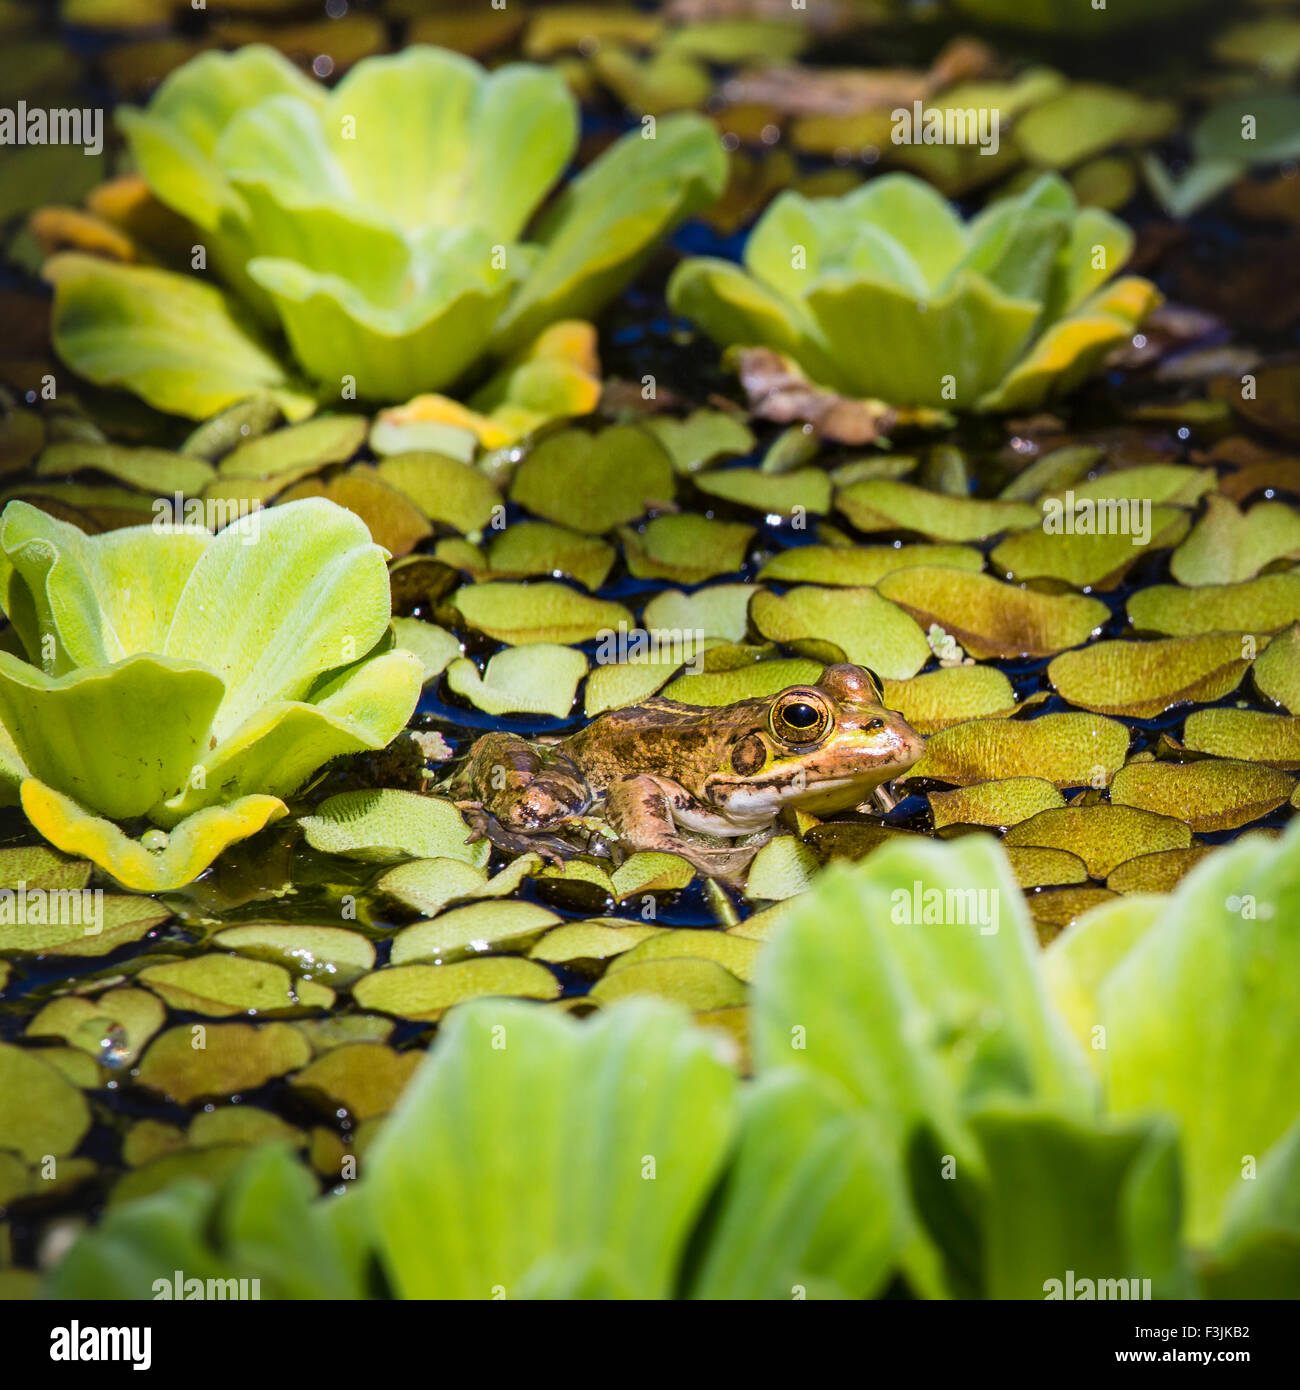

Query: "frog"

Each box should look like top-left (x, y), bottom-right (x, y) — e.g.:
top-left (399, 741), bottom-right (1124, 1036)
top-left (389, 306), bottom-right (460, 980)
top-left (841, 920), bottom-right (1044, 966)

top-left (446, 663), bottom-right (924, 878)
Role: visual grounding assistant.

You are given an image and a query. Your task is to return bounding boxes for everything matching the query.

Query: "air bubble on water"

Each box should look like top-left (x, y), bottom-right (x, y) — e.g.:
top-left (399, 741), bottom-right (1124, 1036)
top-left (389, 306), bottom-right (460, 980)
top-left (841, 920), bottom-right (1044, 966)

top-left (313, 55), bottom-right (335, 79)
top-left (141, 828), bottom-right (169, 853)
top-left (99, 1023), bottom-right (130, 1068)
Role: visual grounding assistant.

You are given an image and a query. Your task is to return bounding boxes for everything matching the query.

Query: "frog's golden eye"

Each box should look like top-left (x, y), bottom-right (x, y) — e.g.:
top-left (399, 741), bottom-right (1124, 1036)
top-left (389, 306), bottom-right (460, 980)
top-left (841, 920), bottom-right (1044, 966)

top-left (771, 692), bottom-right (830, 745)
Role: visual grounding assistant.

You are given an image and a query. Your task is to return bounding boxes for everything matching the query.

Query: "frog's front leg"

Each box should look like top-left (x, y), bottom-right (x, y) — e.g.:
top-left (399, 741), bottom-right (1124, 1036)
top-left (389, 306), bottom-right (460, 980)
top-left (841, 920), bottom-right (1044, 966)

top-left (604, 775), bottom-right (765, 880)
top-left (450, 731), bottom-right (592, 862)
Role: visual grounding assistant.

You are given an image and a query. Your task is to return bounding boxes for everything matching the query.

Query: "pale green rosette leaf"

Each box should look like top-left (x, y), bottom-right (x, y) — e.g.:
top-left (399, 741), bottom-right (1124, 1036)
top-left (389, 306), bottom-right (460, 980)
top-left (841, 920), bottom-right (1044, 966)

top-left (669, 171), bottom-right (1159, 412)
top-left (0, 654), bottom-right (223, 821)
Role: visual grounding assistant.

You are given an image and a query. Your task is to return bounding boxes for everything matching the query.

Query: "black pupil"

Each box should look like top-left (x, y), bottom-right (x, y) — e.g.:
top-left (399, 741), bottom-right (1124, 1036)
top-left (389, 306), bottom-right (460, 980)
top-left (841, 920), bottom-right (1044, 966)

top-left (783, 702), bottom-right (819, 729)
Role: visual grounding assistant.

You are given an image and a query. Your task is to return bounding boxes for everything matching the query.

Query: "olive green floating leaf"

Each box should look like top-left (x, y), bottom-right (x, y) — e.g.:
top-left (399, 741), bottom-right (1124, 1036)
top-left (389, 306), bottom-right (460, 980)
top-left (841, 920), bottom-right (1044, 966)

top-left (390, 901), bottom-right (560, 965)
top-left (20, 781), bottom-right (288, 893)
top-left (291, 1043), bottom-right (421, 1121)
top-left (1005, 845), bottom-right (1091, 889)
top-left (447, 644), bottom-right (587, 718)
top-left (1030, 886), bottom-right (1120, 939)
top-left (1110, 759), bottom-right (1295, 832)
top-left (878, 567), bottom-right (1108, 660)
top-left (0, 892), bottom-right (171, 958)
top-left (133, 1021), bottom-right (313, 1104)
top-left (376, 855), bottom-right (540, 918)
top-left (1048, 463), bottom-right (1216, 509)
top-left (610, 852), bottom-right (696, 901)
top-left (218, 415), bottom-right (367, 480)
top-left (1047, 634), bottom-right (1256, 719)
top-left (510, 425), bottom-right (676, 534)
top-left (589, 957), bottom-right (748, 1010)
top-left (1106, 847), bottom-right (1213, 894)
top-left (37, 442), bottom-right (217, 497)
top-left (108, 1147), bottom-right (254, 1209)
top-left (212, 924), bottom-right (376, 987)
top-left (1005, 804), bottom-right (1193, 879)
top-left (584, 659), bottom-right (681, 717)
top-left (928, 777), bottom-right (1066, 830)
top-left (686, 1068), bottom-right (902, 1300)
top-left (642, 584), bottom-right (755, 643)
top-left (1170, 495), bottom-right (1300, 585)
top-left (0, 1042), bottom-right (92, 1162)
top-left (882, 667), bottom-right (1016, 735)
top-left (527, 921), bottom-right (665, 968)
top-left (751, 586), bottom-right (929, 678)
top-left (744, 836), bottom-right (819, 902)
top-left (693, 468), bottom-right (831, 519)
top-left (389, 618), bottom-right (461, 684)
top-left (181, 396), bottom-right (284, 462)
top-left (373, 453), bottom-right (500, 534)
top-left (187, 1107), bottom-right (304, 1150)
top-left (905, 712), bottom-right (1129, 788)
top-left (27, 987), bottom-right (165, 1068)
top-left (367, 998), bottom-right (736, 1298)
top-left (1183, 708), bottom-right (1300, 770)
top-left (1253, 622), bottom-right (1300, 712)
top-left (139, 954), bottom-right (334, 1017)
top-left (643, 409), bottom-right (755, 474)
top-left (619, 514), bottom-right (755, 584)
top-left (486, 521), bottom-right (616, 591)
top-left (353, 958), bottom-right (560, 1021)
top-left (1014, 84), bottom-right (1179, 169)
top-left (998, 444), bottom-right (1104, 501)
top-left (44, 254), bottom-right (316, 422)
top-left (294, 1014), bottom-right (395, 1056)
top-left (1127, 572), bottom-right (1300, 637)
top-left (660, 658), bottom-right (825, 706)
top-left (0, 844), bottom-right (91, 892)
top-left (836, 481), bottom-right (1040, 542)
top-left (449, 581), bottom-right (633, 646)
top-left (1096, 823), bottom-right (1300, 1244)
top-left (278, 471), bottom-right (433, 559)
top-left (300, 790), bottom-right (488, 867)
top-left (991, 508), bottom-right (1190, 589)
top-left (758, 543), bottom-right (984, 587)
top-left (605, 928), bottom-right (761, 984)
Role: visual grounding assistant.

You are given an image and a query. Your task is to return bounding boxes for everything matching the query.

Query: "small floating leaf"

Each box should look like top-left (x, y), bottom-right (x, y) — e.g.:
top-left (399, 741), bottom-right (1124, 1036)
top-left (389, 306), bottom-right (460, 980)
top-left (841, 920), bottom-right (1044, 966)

top-left (353, 958), bottom-right (560, 1020)
top-left (291, 1043), bottom-right (421, 1120)
top-left (620, 514), bottom-right (755, 583)
top-left (374, 453), bottom-right (500, 534)
top-left (1005, 846), bottom-right (1091, 889)
top-left (751, 586), bottom-right (929, 678)
top-left (449, 581), bottom-right (632, 646)
top-left (1029, 887), bottom-right (1121, 940)
top-left (300, 791), bottom-right (488, 867)
top-left (588, 957), bottom-right (747, 1010)
top-left (882, 666), bottom-right (1015, 734)
top-left (1127, 573), bottom-right (1300, 637)
top-left (0, 892), bottom-right (170, 957)
top-left (876, 567), bottom-right (1109, 659)
top-left (1183, 709), bottom-right (1300, 769)
top-left (1170, 495), bottom-right (1300, 585)
top-left (584, 659), bottom-right (680, 717)
top-left (1048, 634), bottom-right (1255, 718)
top-left (662, 658), bottom-right (825, 705)
top-left (374, 858), bottom-right (492, 916)
top-left (1107, 847), bottom-right (1213, 894)
top-left (37, 441), bottom-right (216, 496)
top-left (510, 425), bottom-right (676, 533)
top-left (390, 901), bottom-right (560, 965)
top-left (486, 521), bottom-right (615, 591)
top-left (447, 644), bottom-right (587, 718)
top-left (905, 713), bottom-right (1129, 788)
top-left (389, 618), bottom-right (461, 684)
top-left (134, 1022), bottom-right (313, 1104)
top-left (1109, 759), bottom-right (1295, 831)
top-left (0, 845), bottom-right (92, 892)
top-left (604, 928), bottom-right (760, 983)
top-left (187, 1107), bottom-right (304, 1149)
top-left (218, 414), bottom-right (367, 480)
top-left (757, 543), bottom-right (983, 587)
top-left (744, 835), bottom-right (819, 901)
top-left (694, 467), bottom-right (831, 517)
top-left (527, 921), bottom-right (664, 967)
top-left (928, 777), bottom-right (1066, 830)
top-left (1254, 623), bottom-right (1300, 711)
top-left (610, 852), bottom-right (696, 900)
top-left (138, 954), bottom-right (334, 1017)
top-left (26, 987), bottom-right (164, 1067)
top-left (0, 1042), bottom-right (92, 1161)
top-left (1005, 804), bottom-right (1193, 878)
top-left (279, 471), bottom-right (431, 559)
top-left (642, 584), bottom-right (755, 643)
top-left (212, 924), bottom-right (375, 987)
top-left (990, 508), bottom-right (1189, 588)
top-left (644, 409), bottom-right (755, 473)
top-left (836, 480), bottom-right (1038, 541)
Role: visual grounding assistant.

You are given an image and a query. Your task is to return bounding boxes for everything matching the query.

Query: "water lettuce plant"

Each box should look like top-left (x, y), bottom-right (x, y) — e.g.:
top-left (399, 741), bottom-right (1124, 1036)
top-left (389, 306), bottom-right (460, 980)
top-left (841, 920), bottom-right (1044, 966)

top-left (0, 498), bottom-right (421, 890)
top-left (44, 823), bottom-right (1300, 1298)
top-left (668, 172), bottom-right (1159, 411)
top-left (45, 44), bottom-right (726, 417)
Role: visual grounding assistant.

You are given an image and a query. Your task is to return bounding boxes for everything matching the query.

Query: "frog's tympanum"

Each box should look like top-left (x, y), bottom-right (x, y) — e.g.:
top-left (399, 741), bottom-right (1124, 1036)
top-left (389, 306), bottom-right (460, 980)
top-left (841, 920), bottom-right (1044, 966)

top-left (448, 664), bottom-right (924, 877)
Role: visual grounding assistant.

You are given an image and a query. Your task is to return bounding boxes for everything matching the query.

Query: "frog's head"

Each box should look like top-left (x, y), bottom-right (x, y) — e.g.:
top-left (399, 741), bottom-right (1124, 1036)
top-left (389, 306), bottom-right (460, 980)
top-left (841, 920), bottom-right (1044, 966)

top-left (703, 663), bottom-right (924, 826)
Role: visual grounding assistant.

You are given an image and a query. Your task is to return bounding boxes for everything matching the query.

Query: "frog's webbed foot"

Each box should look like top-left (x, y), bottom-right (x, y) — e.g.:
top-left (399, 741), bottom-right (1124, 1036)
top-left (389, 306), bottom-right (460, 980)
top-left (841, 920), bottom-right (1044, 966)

top-left (459, 802), bottom-right (571, 867)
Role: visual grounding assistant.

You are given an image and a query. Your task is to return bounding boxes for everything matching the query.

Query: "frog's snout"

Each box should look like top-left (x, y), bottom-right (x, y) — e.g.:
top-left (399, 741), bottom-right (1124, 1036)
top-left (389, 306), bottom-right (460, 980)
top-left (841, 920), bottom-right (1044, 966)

top-left (887, 711), bottom-right (925, 770)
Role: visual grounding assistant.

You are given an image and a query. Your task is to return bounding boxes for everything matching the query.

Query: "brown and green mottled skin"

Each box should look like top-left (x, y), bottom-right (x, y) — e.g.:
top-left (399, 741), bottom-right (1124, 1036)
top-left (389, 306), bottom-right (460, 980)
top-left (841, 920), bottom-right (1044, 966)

top-left (448, 663), bottom-right (924, 877)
